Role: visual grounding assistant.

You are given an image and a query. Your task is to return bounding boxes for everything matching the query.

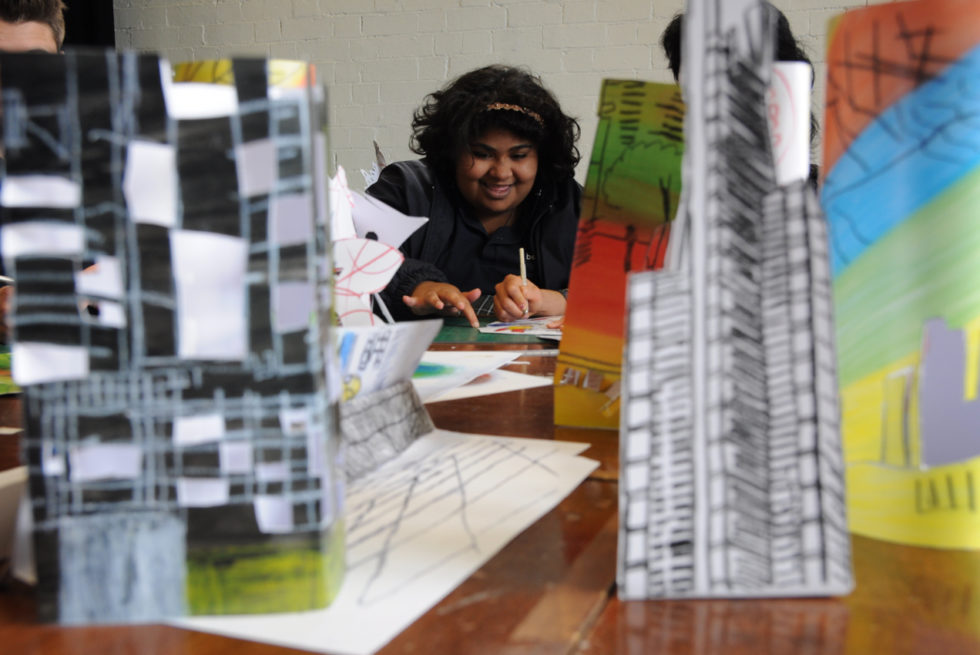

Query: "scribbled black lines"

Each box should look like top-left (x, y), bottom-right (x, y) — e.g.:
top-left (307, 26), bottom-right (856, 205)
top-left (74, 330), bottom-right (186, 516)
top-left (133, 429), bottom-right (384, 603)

top-left (346, 440), bottom-right (566, 606)
top-left (827, 12), bottom-right (958, 158)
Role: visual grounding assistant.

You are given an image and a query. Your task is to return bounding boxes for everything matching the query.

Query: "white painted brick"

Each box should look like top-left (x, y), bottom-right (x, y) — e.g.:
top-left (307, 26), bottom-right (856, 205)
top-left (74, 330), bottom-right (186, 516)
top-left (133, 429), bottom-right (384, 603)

top-left (204, 23), bottom-right (255, 47)
top-left (350, 39), bottom-right (381, 62)
top-left (309, 38), bottom-right (350, 62)
top-left (281, 17), bottom-right (330, 40)
top-left (418, 9), bottom-right (447, 33)
top-left (528, 50), bottom-right (563, 74)
top-left (215, 3), bottom-right (243, 23)
top-left (606, 23), bottom-right (638, 46)
top-left (333, 15), bottom-right (361, 37)
top-left (177, 25), bottom-right (204, 47)
top-left (231, 43), bottom-right (269, 57)
top-left (132, 27), bottom-right (181, 51)
top-left (380, 80), bottom-right (429, 105)
top-left (507, 3), bottom-right (562, 28)
top-left (562, 2), bottom-right (596, 24)
top-left (240, 2), bottom-right (284, 21)
top-left (563, 48), bottom-right (593, 73)
top-left (360, 57), bottom-right (419, 82)
top-left (543, 23), bottom-right (607, 49)
top-left (328, 82), bottom-right (353, 105)
top-left (317, 0), bottom-right (367, 14)
top-left (166, 6), bottom-right (217, 28)
top-left (363, 13), bottom-right (418, 36)
top-left (377, 34), bottom-right (435, 58)
top-left (293, 0), bottom-right (319, 18)
top-left (493, 27), bottom-right (543, 53)
top-left (166, 47), bottom-right (195, 63)
top-left (253, 20), bottom-right (282, 43)
top-left (337, 103), bottom-right (383, 127)
top-left (269, 41), bottom-right (299, 58)
top-left (435, 31), bottom-right (491, 55)
top-left (113, 8), bottom-right (143, 29)
top-left (399, 0), bottom-right (452, 10)
top-left (597, 2), bottom-right (652, 23)
top-left (334, 62), bottom-right (361, 83)
top-left (418, 55), bottom-right (449, 80)
top-left (594, 45), bottom-right (652, 72)
top-left (352, 83), bottom-right (380, 105)
top-left (446, 7), bottom-right (506, 31)
top-left (447, 53), bottom-right (501, 77)
top-left (114, 30), bottom-right (133, 49)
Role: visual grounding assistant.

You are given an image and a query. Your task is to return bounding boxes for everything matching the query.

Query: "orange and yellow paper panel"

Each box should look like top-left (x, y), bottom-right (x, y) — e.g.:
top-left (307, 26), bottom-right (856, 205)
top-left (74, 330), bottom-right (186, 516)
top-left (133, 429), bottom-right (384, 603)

top-left (554, 80), bottom-right (683, 429)
top-left (822, 0), bottom-right (980, 549)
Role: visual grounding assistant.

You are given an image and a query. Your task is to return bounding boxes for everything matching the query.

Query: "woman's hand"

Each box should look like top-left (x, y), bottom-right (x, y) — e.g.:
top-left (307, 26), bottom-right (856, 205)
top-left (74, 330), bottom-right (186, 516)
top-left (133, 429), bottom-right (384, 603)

top-left (403, 281), bottom-right (481, 327)
top-left (492, 274), bottom-right (567, 322)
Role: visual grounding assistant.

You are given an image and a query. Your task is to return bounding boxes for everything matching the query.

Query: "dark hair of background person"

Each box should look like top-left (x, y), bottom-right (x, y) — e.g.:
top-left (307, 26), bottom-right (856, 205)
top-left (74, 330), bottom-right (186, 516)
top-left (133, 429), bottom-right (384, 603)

top-left (661, 5), bottom-right (820, 180)
top-left (0, 0), bottom-right (67, 49)
top-left (63, 0), bottom-right (114, 48)
top-left (410, 64), bottom-right (580, 187)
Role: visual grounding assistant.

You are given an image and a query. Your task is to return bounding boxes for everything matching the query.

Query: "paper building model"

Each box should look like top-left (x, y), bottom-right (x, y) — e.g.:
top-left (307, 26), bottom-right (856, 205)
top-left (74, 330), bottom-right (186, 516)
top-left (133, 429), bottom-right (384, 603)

top-left (618, 0), bottom-right (852, 598)
top-left (0, 52), bottom-right (343, 622)
top-left (821, 0), bottom-right (980, 550)
top-left (554, 80), bottom-right (683, 430)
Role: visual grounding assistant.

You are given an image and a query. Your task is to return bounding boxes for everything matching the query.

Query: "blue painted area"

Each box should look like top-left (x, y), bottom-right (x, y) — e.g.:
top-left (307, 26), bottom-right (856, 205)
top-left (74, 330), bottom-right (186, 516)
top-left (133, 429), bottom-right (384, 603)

top-left (822, 44), bottom-right (980, 276)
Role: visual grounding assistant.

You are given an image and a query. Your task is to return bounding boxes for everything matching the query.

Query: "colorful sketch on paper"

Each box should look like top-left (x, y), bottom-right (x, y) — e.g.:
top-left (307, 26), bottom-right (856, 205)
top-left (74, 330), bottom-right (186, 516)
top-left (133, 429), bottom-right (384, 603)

top-left (554, 80), bottom-right (683, 429)
top-left (0, 52), bottom-right (342, 623)
top-left (412, 351), bottom-right (520, 402)
top-left (822, 0), bottom-right (980, 549)
top-left (413, 363), bottom-right (456, 378)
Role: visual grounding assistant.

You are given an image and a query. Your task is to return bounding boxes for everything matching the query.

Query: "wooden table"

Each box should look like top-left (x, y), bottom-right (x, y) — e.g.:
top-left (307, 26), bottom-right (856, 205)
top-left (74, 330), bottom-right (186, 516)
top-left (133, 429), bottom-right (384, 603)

top-left (1, 345), bottom-right (978, 654)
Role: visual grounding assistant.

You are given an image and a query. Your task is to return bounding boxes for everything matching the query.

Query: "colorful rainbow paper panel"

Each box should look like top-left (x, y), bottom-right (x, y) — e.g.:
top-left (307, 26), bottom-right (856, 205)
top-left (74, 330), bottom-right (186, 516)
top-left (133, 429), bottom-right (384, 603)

top-left (823, 0), bottom-right (980, 549)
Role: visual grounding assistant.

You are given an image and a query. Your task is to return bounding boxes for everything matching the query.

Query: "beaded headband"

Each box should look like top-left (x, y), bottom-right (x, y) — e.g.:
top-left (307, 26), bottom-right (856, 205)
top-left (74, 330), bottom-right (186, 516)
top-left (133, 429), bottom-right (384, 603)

top-left (483, 102), bottom-right (544, 126)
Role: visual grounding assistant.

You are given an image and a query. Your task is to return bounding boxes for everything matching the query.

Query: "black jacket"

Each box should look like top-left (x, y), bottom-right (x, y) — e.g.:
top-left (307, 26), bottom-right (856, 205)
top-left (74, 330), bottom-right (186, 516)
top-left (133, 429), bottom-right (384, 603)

top-left (366, 159), bottom-right (582, 320)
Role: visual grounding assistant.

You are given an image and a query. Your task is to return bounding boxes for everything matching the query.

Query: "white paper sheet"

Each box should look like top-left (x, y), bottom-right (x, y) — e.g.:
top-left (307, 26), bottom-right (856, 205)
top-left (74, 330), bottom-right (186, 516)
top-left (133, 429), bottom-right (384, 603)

top-left (68, 443), bottom-right (143, 482)
top-left (1, 175), bottom-right (81, 208)
top-left (176, 477), bottom-right (230, 508)
top-left (75, 256), bottom-right (124, 298)
top-left (1, 221), bottom-right (84, 259)
top-left (12, 342), bottom-right (88, 385)
top-left (174, 430), bottom-right (598, 655)
top-left (171, 230), bottom-right (248, 360)
top-left (767, 61), bottom-right (812, 185)
top-left (478, 316), bottom-right (563, 341)
top-left (329, 166), bottom-right (358, 241)
top-left (124, 141), bottom-right (178, 226)
top-left (412, 350), bottom-right (522, 402)
top-left (351, 192), bottom-right (428, 248)
top-left (234, 139), bottom-right (277, 197)
top-left (337, 320), bottom-right (441, 401)
top-left (424, 367), bottom-right (552, 403)
top-left (333, 238), bottom-right (404, 326)
top-left (270, 193), bottom-right (314, 246)
top-left (172, 413), bottom-right (226, 446)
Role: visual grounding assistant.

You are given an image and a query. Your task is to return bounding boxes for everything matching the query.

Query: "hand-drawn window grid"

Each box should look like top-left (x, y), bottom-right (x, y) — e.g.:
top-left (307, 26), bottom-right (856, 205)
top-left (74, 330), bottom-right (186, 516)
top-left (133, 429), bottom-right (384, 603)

top-left (618, 0), bottom-right (851, 599)
top-left (2, 51), bottom-right (339, 621)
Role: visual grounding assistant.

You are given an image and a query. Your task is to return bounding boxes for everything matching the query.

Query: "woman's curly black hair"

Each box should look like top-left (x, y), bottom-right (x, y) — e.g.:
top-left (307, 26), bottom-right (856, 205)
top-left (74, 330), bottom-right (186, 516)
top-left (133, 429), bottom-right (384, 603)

top-left (410, 65), bottom-right (580, 186)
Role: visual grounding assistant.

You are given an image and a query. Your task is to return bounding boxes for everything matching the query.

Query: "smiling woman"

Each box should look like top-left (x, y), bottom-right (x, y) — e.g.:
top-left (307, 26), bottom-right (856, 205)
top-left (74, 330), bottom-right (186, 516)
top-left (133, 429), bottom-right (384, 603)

top-left (367, 65), bottom-right (582, 325)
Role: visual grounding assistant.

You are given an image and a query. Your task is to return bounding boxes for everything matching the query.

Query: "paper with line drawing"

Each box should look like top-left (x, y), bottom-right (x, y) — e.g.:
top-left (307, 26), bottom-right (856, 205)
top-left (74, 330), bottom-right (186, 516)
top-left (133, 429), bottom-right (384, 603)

top-left (175, 430), bottom-right (597, 655)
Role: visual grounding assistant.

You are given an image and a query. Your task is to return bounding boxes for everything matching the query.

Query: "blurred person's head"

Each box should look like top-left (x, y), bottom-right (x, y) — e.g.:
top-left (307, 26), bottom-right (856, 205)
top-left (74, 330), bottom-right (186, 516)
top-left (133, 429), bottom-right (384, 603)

top-left (410, 64), bottom-right (580, 192)
top-left (0, 0), bottom-right (66, 53)
top-left (661, 4), bottom-right (811, 84)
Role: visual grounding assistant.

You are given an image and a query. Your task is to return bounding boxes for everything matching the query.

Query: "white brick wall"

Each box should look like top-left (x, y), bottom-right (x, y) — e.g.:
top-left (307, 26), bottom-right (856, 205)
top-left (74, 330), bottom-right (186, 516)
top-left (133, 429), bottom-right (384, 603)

top-left (113, 0), bottom-right (875, 188)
